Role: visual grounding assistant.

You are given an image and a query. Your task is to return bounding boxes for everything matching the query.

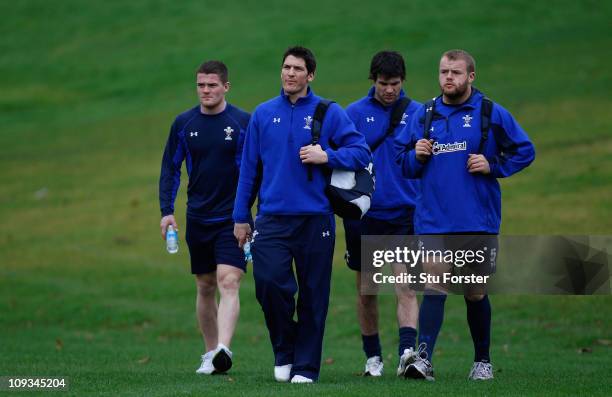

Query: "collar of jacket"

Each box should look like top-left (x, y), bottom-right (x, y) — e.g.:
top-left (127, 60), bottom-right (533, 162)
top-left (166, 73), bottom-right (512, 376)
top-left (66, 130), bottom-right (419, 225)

top-left (436, 87), bottom-right (483, 110)
top-left (279, 86), bottom-right (317, 106)
top-left (367, 86), bottom-right (406, 110)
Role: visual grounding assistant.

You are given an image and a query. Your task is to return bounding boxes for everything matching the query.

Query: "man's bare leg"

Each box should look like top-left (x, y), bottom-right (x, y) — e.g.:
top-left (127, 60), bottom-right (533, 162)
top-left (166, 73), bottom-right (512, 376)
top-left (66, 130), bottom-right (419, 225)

top-left (195, 273), bottom-right (218, 352)
top-left (216, 264), bottom-right (244, 347)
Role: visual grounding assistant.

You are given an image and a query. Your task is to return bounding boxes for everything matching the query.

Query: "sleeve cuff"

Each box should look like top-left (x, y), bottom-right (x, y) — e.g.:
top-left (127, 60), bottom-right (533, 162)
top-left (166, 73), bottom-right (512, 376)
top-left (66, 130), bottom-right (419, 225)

top-left (324, 148), bottom-right (337, 168)
top-left (488, 160), bottom-right (502, 178)
top-left (408, 150), bottom-right (425, 176)
top-left (232, 210), bottom-right (250, 224)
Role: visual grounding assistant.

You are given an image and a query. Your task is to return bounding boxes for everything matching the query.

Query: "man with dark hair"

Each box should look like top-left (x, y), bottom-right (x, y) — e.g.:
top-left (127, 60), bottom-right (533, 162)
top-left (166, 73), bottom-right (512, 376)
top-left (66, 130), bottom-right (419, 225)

top-left (233, 46), bottom-right (370, 383)
top-left (196, 60), bottom-right (229, 83)
top-left (395, 49), bottom-right (535, 381)
top-left (159, 59), bottom-right (250, 375)
top-left (343, 50), bottom-right (422, 377)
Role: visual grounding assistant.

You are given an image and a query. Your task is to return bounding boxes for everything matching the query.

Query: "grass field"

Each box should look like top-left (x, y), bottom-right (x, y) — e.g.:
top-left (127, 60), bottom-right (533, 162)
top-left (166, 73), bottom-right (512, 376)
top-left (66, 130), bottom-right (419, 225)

top-left (1, 0), bottom-right (611, 395)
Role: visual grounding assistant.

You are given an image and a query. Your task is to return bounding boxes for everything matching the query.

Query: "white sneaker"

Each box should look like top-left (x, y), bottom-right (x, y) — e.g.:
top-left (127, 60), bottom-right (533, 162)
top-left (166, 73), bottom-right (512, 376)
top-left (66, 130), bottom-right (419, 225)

top-left (396, 347), bottom-right (416, 376)
top-left (404, 343), bottom-right (435, 381)
top-left (468, 361), bottom-right (493, 380)
top-left (274, 364), bottom-right (292, 382)
top-left (290, 375), bottom-right (313, 383)
top-left (364, 355), bottom-right (383, 376)
top-left (211, 343), bottom-right (233, 373)
top-left (196, 351), bottom-right (215, 374)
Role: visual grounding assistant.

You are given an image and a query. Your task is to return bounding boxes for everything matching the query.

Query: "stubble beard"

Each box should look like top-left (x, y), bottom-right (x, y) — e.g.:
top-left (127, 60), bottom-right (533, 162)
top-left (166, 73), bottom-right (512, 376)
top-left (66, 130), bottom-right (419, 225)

top-left (441, 81), bottom-right (469, 100)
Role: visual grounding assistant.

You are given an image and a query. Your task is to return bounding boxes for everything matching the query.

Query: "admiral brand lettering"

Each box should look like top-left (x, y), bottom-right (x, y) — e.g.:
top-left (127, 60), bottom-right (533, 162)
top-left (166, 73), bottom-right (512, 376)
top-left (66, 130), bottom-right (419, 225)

top-left (432, 141), bottom-right (467, 155)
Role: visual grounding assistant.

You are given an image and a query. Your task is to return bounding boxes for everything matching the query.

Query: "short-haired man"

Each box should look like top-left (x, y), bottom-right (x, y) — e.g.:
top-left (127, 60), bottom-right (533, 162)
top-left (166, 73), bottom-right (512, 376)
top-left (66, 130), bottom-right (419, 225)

top-left (159, 60), bottom-right (250, 375)
top-left (395, 49), bottom-right (535, 380)
top-left (233, 46), bottom-right (371, 383)
top-left (344, 51), bottom-right (422, 377)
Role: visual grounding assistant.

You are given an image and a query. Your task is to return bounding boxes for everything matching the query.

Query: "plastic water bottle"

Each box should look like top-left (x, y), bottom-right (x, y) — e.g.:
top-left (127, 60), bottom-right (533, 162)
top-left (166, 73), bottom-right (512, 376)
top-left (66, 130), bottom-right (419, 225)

top-left (243, 241), bottom-right (252, 262)
top-left (166, 225), bottom-right (178, 254)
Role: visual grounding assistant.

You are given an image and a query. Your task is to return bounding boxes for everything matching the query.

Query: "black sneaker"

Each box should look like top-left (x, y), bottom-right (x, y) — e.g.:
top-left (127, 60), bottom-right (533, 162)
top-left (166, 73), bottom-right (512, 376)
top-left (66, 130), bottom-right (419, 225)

top-left (212, 344), bottom-right (233, 373)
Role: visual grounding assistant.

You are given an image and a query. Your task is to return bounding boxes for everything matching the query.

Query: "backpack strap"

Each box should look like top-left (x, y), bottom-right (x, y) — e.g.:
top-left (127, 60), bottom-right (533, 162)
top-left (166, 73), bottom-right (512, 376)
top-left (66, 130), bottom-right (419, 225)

top-left (309, 99), bottom-right (334, 181)
top-left (478, 97), bottom-right (493, 154)
top-left (423, 98), bottom-right (436, 140)
top-left (370, 97), bottom-right (412, 153)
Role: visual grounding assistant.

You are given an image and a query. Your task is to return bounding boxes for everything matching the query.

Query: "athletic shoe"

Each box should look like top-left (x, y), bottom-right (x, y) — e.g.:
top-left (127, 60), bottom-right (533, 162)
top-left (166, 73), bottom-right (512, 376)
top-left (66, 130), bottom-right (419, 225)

top-left (290, 375), bottom-right (313, 383)
top-left (396, 347), bottom-right (416, 377)
top-left (364, 355), bottom-right (384, 377)
top-left (468, 361), bottom-right (494, 380)
top-left (274, 364), bottom-right (292, 382)
top-left (195, 351), bottom-right (215, 375)
top-left (405, 343), bottom-right (435, 381)
top-left (211, 343), bottom-right (233, 373)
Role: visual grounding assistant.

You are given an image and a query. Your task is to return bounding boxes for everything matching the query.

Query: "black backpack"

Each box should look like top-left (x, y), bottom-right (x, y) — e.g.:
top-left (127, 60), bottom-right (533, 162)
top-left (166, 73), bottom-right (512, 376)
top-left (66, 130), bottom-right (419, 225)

top-left (423, 95), bottom-right (493, 154)
top-left (310, 99), bottom-right (375, 220)
top-left (370, 97), bottom-right (412, 153)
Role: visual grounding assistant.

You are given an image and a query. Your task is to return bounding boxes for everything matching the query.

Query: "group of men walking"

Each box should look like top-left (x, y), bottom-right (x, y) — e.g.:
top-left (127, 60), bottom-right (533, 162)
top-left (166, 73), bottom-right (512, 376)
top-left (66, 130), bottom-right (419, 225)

top-left (158, 47), bottom-right (535, 383)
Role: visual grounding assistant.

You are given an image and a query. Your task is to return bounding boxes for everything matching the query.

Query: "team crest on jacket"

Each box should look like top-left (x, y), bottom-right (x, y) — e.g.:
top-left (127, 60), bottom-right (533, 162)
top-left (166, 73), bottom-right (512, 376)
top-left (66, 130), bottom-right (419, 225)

top-left (400, 113), bottom-right (408, 125)
top-left (303, 115), bottom-right (313, 130)
top-left (462, 114), bottom-right (473, 128)
top-left (224, 126), bottom-right (234, 140)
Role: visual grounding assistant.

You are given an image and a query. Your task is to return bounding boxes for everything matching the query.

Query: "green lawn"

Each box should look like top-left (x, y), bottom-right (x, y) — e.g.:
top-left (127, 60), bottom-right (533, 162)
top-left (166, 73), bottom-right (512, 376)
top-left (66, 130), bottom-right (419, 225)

top-left (1, 0), bottom-right (611, 395)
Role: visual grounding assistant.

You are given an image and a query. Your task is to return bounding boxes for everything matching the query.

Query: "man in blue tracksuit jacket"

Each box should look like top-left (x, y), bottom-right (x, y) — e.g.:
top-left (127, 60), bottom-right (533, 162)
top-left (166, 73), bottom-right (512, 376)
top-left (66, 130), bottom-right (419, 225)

top-left (395, 49), bottom-right (535, 381)
top-left (233, 46), bottom-right (370, 383)
top-left (343, 51), bottom-right (422, 377)
top-left (159, 61), bottom-right (250, 375)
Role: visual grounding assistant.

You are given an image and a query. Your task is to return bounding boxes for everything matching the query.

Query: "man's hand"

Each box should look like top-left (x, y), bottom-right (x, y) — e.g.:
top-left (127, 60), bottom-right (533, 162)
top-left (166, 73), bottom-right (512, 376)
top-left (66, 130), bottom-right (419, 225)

top-left (415, 139), bottom-right (434, 163)
top-left (160, 215), bottom-right (178, 240)
top-left (233, 223), bottom-right (252, 248)
top-left (299, 144), bottom-right (328, 164)
top-left (467, 154), bottom-right (491, 174)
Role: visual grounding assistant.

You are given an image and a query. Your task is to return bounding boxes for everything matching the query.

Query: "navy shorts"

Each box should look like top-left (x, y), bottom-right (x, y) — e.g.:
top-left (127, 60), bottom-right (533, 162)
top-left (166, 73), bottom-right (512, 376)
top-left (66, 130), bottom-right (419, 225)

top-left (185, 218), bottom-right (246, 274)
top-left (343, 209), bottom-right (415, 271)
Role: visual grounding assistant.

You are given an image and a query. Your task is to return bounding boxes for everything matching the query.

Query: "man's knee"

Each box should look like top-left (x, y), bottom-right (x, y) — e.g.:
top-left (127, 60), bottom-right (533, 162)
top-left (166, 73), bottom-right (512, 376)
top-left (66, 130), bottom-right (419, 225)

top-left (217, 267), bottom-right (242, 293)
top-left (195, 274), bottom-right (217, 297)
top-left (465, 293), bottom-right (485, 302)
top-left (396, 286), bottom-right (417, 302)
top-left (358, 294), bottom-right (377, 308)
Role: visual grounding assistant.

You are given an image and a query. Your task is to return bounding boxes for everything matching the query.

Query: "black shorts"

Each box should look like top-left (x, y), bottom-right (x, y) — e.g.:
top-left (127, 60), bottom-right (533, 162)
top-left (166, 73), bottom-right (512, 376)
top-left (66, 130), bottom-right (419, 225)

top-left (185, 218), bottom-right (246, 275)
top-left (343, 210), bottom-right (415, 271)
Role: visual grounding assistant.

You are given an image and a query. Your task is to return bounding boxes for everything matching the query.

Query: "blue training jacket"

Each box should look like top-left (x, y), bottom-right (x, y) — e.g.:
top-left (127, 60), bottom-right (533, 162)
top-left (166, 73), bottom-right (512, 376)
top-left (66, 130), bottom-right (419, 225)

top-left (159, 103), bottom-right (250, 222)
top-left (233, 88), bottom-right (371, 223)
top-left (394, 89), bottom-right (535, 234)
top-left (346, 87), bottom-right (422, 221)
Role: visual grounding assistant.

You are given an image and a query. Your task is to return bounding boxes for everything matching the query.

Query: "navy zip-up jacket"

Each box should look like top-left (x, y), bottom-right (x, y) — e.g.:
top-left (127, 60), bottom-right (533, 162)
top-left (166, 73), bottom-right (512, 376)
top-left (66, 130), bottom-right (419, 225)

top-left (159, 103), bottom-right (250, 222)
top-left (346, 87), bottom-right (421, 221)
top-left (394, 89), bottom-right (535, 234)
top-left (233, 88), bottom-right (371, 223)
